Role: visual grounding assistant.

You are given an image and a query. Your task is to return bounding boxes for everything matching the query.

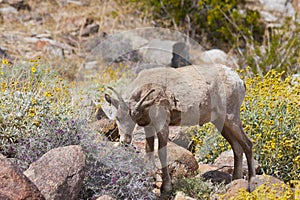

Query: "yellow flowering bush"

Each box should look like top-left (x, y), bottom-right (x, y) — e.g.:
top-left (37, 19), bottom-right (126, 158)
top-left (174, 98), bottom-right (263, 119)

top-left (241, 70), bottom-right (300, 182)
top-left (223, 181), bottom-right (295, 200)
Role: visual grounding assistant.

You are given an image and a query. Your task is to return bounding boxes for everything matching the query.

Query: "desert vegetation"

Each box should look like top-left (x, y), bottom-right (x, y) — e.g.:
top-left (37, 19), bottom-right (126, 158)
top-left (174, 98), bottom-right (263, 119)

top-left (1, 0), bottom-right (300, 199)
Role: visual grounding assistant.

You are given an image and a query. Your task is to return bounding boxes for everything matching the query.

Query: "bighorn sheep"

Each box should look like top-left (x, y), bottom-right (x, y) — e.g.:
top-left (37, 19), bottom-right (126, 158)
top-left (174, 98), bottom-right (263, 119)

top-left (104, 64), bottom-right (256, 193)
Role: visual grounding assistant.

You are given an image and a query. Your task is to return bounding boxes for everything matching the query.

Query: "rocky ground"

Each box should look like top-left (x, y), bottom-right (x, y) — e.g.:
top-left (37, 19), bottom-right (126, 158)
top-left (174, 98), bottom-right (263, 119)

top-left (0, 0), bottom-right (152, 79)
top-left (1, 0), bottom-right (299, 78)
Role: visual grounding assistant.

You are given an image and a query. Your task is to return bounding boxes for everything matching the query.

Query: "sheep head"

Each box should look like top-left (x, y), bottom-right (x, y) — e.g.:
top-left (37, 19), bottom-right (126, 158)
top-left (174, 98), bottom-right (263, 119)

top-left (130, 89), bottom-right (155, 126)
top-left (104, 87), bottom-right (156, 143)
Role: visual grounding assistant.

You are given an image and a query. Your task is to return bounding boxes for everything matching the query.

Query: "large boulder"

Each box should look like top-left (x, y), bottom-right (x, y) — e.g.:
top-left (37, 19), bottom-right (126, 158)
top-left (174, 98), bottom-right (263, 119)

top-left (0, 153), bottom-right (45, 200)
top-left (24, 145), bottom-right (85, 200)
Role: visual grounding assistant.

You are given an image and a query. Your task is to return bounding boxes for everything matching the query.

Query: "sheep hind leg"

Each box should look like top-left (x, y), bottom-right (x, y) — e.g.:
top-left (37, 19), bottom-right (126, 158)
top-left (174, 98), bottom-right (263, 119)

top-left (224, 119), bottom-right (256, 191)
top-left (221, 125), bottom-right (244, 180)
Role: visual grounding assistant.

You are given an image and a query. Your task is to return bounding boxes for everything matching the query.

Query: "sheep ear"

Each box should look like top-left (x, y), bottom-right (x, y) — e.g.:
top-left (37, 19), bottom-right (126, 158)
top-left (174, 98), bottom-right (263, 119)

top-left (104, 94), bottom-right (119, 108)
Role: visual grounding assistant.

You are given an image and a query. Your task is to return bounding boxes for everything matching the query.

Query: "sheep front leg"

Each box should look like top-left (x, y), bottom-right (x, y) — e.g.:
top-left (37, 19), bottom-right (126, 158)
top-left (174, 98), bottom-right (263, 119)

top-left (144, 126), bottom-right (155, 166)
top-left (157, 127), bottom-right (171, 194)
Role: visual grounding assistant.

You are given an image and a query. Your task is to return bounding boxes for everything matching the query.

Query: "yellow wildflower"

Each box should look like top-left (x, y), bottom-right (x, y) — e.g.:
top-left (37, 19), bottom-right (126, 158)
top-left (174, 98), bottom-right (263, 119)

top-left (33, 120), bottom-right (40, 126)
top-left (28, 108), bottom-right (36, 117)
top-left (31, 66), bottom-right (37, 73)
top-left (2, 59), bottom-right (9, 65)
top-left (44, 91), bottom-right (53, 97)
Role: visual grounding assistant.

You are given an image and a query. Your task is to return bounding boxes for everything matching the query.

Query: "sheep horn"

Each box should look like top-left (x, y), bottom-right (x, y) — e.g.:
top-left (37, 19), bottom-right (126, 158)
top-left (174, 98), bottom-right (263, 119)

top-left (134, 89), bottom-right (155, 111)
top-left (107, 86), bottom-right (127, 107)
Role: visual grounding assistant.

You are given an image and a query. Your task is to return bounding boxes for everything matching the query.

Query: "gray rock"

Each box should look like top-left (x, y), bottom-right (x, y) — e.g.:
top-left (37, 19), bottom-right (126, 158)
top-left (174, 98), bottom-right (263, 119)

top-left (171, 42), bottom-right (191, 68)
top-left (169, 126), bottom-right (195, 152)
top-left (139, 39), bottom-right (176, 66)
top-left (80, 23), bottom-right (99, 37)
top-left (96, 195), bottom-right (116, 200)
top-left (201, 170), bottom-right (232, 184)
top-left (88, 32), bottom-right (147, 63)
top-left (132, 139), bottom-right (199, 177)
top-left (90, 118), bottom-right (119, 142)
top-left (82, 32), bottom-right (108, 53)
top-left (0, 153), bottom-right (45, 200)
top-left (24, 145), bottom-right (85, 200)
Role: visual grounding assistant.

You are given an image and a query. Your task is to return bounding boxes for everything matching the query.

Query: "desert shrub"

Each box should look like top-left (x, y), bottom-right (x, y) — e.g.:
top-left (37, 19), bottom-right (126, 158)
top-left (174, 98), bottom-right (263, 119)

top-left (190, 124), bottom-right (230, 164)
top-left (0, 58), bottom-right (83, 170)
top-left (79, 138), bottom-right (156, 200)
top-left (220, 178), bottom-right (297, 200)
top-left (171, 176), bottom-right (226, 199)
top-left (241, 70), bottom-right (300, 182)
top-left (241, 19), bottom-right (300, 75)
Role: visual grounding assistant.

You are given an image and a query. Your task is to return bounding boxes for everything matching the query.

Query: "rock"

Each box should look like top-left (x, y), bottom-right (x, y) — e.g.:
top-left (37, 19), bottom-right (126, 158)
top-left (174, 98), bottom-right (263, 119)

top-left (82, 32), bottom-right (108, 53)
top-left (171, 42), bottom-right (191, 68)
top-left (199, 49), bottom-right (238, 69)
top-left (24, 37), bottom-right (73, 58)
top-left (174, 191), bottom-right (196, 200)
top-left (245, 0), bottom-right (299, 24)
top-left (96, 195), bottom-right (116, 200)
top-left (222, 175), bottom-right (286, 199)
top-left (140, 39), bottom-right (176, 66)
top-left (0, 5), bottom-right (18, 21)
top-left (80, 23), bottom-right (99, 37)
top-left (213, 150), bottom-right (260, 176)
top-left (0, 153), bottom-right (45, 200)
top-left (90, 118), bottom-right (119, 142)
top-left (24, 145), bottom-right (85, 200)
top-left (132, 139), bottom-right (199, 177)
top-left (250, 174), bottom-right (284, 190)
top-left (222, 179), bottom-right (248, 199)
top-left (169, 126), bottom-right (195, 151)
top-left (88, 32), bottom-right (147, 63)
top-left (201, 170), bottom-right (232, 184)
top-left (198, 163), bottom-right (218, 174)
